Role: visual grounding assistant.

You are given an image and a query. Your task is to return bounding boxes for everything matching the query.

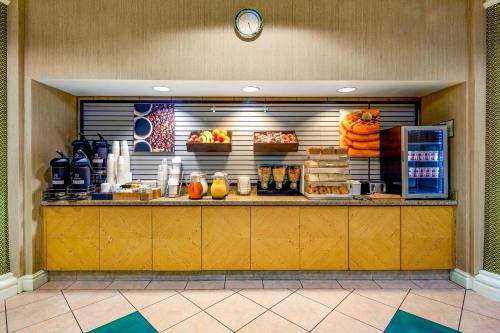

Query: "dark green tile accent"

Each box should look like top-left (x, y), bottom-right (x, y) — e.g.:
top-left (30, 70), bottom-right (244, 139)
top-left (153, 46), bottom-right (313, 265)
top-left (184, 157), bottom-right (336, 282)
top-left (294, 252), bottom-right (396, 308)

top-left (89, 312), bottom-right (157, 333)
top-left (485, 1), bottom-right (500, 275)
top-left (385, 310), bottom-right (458, 333)
top-left (0, 3), bottom-right (9, 275)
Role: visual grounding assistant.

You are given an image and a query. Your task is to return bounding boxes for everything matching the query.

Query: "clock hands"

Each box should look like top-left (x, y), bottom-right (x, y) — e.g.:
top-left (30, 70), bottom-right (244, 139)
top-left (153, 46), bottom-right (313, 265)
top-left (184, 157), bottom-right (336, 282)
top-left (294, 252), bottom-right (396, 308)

top-left (235, 9), bottom-right (261, 38)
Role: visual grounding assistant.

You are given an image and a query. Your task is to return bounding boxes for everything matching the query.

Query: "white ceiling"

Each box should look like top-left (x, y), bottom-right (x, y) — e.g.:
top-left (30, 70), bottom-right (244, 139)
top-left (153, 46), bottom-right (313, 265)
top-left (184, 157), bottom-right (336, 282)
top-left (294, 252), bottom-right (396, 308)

top-left (37, 79), bottom-right (458, 98)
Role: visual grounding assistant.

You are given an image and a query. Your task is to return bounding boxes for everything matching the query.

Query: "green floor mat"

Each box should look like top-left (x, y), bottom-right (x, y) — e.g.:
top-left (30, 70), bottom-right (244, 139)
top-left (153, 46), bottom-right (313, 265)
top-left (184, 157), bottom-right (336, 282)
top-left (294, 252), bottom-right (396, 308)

top-left (385, 310), bottom-right (458, 333)
top-left (89, 311), bottom-right (157, 333)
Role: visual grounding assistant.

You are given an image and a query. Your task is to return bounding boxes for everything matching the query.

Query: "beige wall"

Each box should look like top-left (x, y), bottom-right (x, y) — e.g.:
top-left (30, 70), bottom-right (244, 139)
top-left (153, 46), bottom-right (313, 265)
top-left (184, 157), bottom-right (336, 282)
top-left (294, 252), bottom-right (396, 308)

top-left (422, 84), bottom-right (469, 271)
top-left (421, 0), bottom-right (486, 276)
top-left (30, 82), bottom-right (77, 272)
top-left (6, 0), bottom-right (483, 274)
top-left (24, 0), bottom-right (468, 81)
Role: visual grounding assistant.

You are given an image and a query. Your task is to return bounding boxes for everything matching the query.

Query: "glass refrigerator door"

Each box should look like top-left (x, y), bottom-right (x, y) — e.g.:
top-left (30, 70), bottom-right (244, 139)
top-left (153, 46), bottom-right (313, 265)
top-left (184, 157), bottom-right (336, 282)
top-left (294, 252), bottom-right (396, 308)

top-left (404, 126), bottom-right (448, 198)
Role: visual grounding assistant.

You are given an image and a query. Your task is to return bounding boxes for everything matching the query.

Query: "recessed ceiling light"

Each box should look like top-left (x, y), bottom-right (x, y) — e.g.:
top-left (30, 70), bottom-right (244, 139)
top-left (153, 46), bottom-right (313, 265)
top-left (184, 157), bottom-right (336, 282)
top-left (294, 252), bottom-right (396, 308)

top-left (337, 87), bottom-right (357, 93)
top-left (152, 86), bottom-right (171, 92)
top-left (242, 86), bottom-right (260, 93)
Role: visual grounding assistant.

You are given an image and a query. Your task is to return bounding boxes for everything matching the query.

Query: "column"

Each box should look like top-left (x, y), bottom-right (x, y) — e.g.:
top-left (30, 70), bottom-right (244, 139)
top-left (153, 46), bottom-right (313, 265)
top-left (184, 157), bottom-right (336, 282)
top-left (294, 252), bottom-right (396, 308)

top-left (484, 0), bottom-right (500, 275)
top-left (0, 1), bottom-right (10, 276)
top-left (476, 0), bottom-right (500, 300)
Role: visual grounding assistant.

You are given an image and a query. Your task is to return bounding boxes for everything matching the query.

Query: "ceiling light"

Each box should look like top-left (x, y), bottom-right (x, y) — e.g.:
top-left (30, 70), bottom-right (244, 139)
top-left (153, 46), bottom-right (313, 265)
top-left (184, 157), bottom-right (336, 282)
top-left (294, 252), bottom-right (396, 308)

top-left (152, 86), bottom-right (171, 92)
top-left (337, 87), bottom-right (356, 93)
top-left (242, 86), bottom-right (260, 93)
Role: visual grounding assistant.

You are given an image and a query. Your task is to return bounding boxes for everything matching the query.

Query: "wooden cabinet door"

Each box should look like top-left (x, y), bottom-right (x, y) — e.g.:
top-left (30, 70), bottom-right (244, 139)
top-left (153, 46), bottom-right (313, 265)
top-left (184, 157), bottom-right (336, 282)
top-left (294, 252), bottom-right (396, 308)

top-left (401, 206), bottom-right (455, 269)
top-left (44, 207), bottom-right (100, 271)
top-left (300, 207), bottom-right (348, 270)
top-left (251, 207), bottom-right (300, 270)
top-left (100, 207), bottom-right (152, 270)
top-left (349, 207), bottom-right (401, 270)
top-left (153, 207), bottom-right (201, 271)
top-left (202, 207), bottom-right (250, 270)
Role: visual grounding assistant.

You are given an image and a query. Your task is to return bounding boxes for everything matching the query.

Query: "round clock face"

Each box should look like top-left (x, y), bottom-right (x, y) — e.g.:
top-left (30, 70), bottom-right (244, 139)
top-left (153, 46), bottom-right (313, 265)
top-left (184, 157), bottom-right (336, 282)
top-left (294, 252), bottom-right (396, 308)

top-left (235, 8), bottom-right (263, 39)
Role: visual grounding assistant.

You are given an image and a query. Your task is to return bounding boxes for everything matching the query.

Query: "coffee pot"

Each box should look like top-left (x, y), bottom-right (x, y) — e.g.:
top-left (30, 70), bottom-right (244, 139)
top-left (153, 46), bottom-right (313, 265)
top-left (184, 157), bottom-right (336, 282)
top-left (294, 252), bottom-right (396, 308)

top-left (71, 149), bottom-right (93, 191)
top-left (71, 133), bottom-right (93, 160)
top-left (50, 151), bottom-right (71, 191)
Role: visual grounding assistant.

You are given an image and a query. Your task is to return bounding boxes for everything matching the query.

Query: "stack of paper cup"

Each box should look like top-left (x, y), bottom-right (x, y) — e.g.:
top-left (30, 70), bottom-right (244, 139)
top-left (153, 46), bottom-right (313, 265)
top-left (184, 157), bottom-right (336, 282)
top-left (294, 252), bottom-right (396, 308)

top-left (168, 178), bottom-right (179, 197)
top-left (237, 176), bottom-right (251, 195)
top-left (166, 157), bottom-right (181, 197)
top-left (157, 165), bottom-right (168, 196)
top-left (116, 156), bottom-right (126, 185)
top-left (106, 153), bottom-right (116, 185)
top-left (171, 157), bottom-right (181, 173)
top-left (112, 141), bottom-right (120, 180)
top-left (120, 141), bottom-right (130, 174)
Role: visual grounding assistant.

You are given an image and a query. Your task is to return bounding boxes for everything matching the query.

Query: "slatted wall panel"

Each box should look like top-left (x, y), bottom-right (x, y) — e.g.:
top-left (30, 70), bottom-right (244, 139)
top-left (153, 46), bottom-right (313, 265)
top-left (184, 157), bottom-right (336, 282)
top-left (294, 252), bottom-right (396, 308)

top-left (81, 102), bottom-right (416, 182)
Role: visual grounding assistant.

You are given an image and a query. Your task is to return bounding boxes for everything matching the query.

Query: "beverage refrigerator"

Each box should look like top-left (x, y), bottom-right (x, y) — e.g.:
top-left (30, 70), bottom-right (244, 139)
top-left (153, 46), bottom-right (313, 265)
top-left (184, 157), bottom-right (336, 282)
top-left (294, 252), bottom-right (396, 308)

top-left (380, 126), bottom-right (448, 199)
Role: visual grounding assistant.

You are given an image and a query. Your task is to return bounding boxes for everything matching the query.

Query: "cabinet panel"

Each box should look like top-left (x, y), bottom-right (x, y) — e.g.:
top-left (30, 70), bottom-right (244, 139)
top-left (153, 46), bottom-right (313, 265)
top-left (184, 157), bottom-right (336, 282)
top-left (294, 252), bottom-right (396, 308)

top-left (251, 207), bottom-right (300, 270)
top-left (349, 207), bottom-right (401, 270)
top-left (44, 207), bottom-right (100, 271)
top-left (300, 207), bottom-right (348, 270)
top-left (402, 206), bottom-right (455, 269)
top-left (100, 207), bottom-right (152, 270)
top-left (202, 207), bottom-right (250, 270)
top-left (153, 207), bottom-right (201, 271)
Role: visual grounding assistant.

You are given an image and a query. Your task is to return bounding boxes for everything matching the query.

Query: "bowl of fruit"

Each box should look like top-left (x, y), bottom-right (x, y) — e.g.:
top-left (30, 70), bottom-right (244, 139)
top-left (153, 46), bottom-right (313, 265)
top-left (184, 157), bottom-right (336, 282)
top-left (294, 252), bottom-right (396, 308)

top-left (187, 129), bottom-right (232, 152)
top-left (253, 131), bottom-right (299, 152)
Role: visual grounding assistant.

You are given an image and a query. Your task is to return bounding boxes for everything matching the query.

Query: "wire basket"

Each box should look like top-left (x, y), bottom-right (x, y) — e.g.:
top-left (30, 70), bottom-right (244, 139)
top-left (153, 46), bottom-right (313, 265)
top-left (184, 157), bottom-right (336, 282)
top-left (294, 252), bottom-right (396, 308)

top-left (43, 185), bottom-right (96, 202)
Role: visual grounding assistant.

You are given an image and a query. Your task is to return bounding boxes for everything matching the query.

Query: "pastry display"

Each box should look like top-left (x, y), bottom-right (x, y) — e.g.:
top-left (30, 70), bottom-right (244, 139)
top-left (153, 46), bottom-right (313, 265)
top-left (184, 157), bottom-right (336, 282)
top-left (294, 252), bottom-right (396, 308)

top-left (306, 184), bottom-right (349, 195)
top-left (306, 147), bottom-right (348, 155)
top-left (339, 109), bottom-right (381, 158)
top-left (304, 160), bottom-right (319, 168)
top-left (301, 146), bottom-right (352, 199)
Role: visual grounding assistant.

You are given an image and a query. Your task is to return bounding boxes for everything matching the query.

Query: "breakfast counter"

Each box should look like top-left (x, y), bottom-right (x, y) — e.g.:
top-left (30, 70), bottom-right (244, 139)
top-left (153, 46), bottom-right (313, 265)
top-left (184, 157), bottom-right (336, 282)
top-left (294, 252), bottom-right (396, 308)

top-left (41, 194), bottom-right (457, 206)
top-left (41, 194), bottom-right (457, 273)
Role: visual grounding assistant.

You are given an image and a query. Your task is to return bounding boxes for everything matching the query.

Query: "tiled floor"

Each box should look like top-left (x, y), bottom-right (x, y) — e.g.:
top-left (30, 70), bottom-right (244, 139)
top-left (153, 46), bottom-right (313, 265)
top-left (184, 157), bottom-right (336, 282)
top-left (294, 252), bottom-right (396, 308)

top-left (2, 279), bottom-right (499, 332)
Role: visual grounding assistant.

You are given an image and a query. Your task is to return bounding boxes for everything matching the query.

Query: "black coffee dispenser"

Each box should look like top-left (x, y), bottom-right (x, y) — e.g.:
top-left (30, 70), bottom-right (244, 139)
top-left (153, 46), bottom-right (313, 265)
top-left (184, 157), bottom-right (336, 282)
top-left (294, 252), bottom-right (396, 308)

top-left (71, 149), bottom-right (92, 191)
top-left (50, 151), bottom-right (70, 191)
top-left (72, 133), bottom-right (93, 160)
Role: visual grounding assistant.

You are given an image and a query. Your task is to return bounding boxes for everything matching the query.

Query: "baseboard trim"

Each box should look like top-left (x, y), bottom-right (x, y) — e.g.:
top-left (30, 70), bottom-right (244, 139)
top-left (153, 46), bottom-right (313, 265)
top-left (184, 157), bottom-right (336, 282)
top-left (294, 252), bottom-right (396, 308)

top-left (450, 268), bottom-right (473, 289)
top-left (450, 268), bottom-right (500, 301)
top-left (19, 270), bottom-right (48, 291)
top-left (0, 273), bottom-right (19, 300)
top-left (473, 270), bottom-right (500, 302)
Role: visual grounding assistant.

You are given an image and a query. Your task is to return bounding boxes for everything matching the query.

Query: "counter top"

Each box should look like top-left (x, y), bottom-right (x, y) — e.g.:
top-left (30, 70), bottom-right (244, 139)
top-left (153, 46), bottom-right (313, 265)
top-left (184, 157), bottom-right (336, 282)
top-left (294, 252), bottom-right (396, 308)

top-left (42, 194), bottom-right (457, 206)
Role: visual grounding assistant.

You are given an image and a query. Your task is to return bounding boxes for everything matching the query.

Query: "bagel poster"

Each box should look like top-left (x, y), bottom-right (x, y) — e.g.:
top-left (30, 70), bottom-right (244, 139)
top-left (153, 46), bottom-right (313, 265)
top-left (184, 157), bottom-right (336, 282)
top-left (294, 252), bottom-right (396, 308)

top-left (134, 103), bottom-right (175, 153)
top-left (339, 109), bottom-right (380, 158)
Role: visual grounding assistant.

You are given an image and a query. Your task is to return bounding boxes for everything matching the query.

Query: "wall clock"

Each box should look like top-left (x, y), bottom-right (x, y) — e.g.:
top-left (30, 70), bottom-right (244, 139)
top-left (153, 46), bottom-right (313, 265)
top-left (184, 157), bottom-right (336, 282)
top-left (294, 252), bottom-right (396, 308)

top-left (234, 8), bottom-right (263, 39)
